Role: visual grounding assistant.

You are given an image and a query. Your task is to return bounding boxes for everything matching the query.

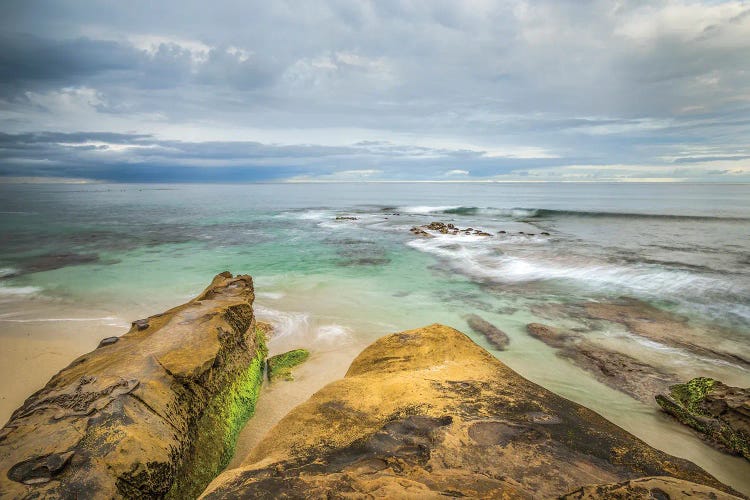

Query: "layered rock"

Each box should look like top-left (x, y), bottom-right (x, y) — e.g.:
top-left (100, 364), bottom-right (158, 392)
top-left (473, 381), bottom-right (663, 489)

top-left (527, 323), bottom-right (677, 405)
top-left (656, 378), bottom-right (750, 461)
top-left (201, 324), bottom-right (738, 499)
top-left (0, 272), bottom-right (267, 499)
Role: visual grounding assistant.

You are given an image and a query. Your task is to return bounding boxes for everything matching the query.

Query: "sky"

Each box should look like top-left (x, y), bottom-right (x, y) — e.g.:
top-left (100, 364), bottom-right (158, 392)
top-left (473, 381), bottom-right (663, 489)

top-left (0, 0), bottom-right (749, 183)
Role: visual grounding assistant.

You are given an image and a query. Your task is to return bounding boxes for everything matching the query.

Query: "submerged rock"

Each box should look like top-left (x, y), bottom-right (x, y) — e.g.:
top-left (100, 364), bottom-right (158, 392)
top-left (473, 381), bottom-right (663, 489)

top-left (201, 324), bottom-right (737, 499)
top-left (656, 378), bottom-right (750, 461)
top-left (582, 299), bottom-right (750, 367)
top-left (465, 313), bottom-right (510, 350)
top-left (0, 272), bottom-right (268, 499)
top-left (267, 349), bottom-right (310, 381)
top-left (526, 323), bottom-right (677, 405)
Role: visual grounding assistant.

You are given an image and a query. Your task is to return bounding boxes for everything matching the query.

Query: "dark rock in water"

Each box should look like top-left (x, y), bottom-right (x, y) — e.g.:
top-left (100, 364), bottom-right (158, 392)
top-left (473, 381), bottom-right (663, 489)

top-left (335, 216), bottom-right (358, 220)
top-left (24, 253), bottom-right (100, 273)
top-left (133, 318), bottom-right (149, 330)
top-left (561, 476), bottom-right (740, 499)
top-left (0, 272), bottom-right (268, 499)
top-left (526, 323), bottom-right (677, 405)
top-left (267, 349), bottom-right (310, 381)
top-left (97, 336), bottom-right (119, 348)
top-left (202, 325), bottom-right (738, 499)
top-left (409, 226), bottom-right (432, 238)
top-left (498, 230), bottom-right (507, 234)
top-left (656, 378), bottom-right (750, 461)
top-left (541, 232), bottom-right (550, 236)
top-left (466, 314), bottom-right (510, 350)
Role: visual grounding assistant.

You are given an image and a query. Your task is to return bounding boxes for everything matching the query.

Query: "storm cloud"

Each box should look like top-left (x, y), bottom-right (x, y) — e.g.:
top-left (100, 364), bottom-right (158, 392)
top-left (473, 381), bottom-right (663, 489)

top-left (1, 0), bottom-right (749, 182)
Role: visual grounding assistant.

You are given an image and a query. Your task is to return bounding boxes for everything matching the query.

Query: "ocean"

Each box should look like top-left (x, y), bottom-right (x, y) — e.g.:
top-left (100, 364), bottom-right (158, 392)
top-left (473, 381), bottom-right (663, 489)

top-left (1, 182), bottom-right (749, 492)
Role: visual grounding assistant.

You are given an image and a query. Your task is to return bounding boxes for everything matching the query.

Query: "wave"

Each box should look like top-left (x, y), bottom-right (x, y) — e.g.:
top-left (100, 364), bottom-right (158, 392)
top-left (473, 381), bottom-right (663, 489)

top-left (254, 304), bottom-right (310, 339)
top-left (406, 236), bottom-right (749, 321)
top-left (399, 205), bottom-right (750, 221)
top-left (256, 291), bottom-right (285, 300)
top-left (0, 284), bottom-right (41, 297)
top-left (315, 324), bottom-right (352, 342)
top-left (0, 267), bottom-right (19, 278)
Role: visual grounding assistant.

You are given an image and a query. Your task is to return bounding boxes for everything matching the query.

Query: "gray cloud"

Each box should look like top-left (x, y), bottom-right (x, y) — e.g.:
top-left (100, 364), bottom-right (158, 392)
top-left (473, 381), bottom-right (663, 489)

top-left (0, 0), bottom-right (749, 182)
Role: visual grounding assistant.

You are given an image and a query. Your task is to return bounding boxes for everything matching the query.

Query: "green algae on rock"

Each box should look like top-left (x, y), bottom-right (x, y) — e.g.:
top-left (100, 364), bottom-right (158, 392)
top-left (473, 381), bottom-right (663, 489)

top-left (267, 349), bottom-right (310, 381)
top-left (0, 272), bottom-right (267, 499)
top-left (656, 377), bottom-right (750, 461)
top-left (201, 324), bottom-right (741, 499)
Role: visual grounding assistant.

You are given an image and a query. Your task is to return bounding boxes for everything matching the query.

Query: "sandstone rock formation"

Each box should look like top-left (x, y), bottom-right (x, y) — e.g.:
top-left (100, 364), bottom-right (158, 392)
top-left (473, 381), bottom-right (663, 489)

top-left (201, 324), bottom-right (738, 499)
top-left (561, 476), bottom-right (741, 499)
top-left (656, 377), bottom-right (750, 461)
top-left (0, 272), bottom-right (267, 499)
top-left (527, 323), bottom-right (677, 405)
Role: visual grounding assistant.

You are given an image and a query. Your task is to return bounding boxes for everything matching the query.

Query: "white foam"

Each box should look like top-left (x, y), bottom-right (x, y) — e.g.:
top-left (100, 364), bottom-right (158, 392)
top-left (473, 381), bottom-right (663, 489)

top-left (256, 291), bottom-right (285, 300)
top-left (254, 304), bottom-right (310, 339)
top-left (315, 324), bottom-right (352, 342)
top-left (0, 285), bottom-right (41, 297)
top-left (406, 235), bottom-right (742, 302)
top-left (0, 267), bottom-right (19, 278)
top-left (399, 205), bottom-right (461, 214)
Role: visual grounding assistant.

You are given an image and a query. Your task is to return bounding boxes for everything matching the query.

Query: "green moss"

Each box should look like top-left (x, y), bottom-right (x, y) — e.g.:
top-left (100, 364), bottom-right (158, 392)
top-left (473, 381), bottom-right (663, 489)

top-left (669, 377), bottom-right (716, 415)
top-left (166, 327), bottom-right (268, 499)
top-left (267, 349), bottom-right (310, 381)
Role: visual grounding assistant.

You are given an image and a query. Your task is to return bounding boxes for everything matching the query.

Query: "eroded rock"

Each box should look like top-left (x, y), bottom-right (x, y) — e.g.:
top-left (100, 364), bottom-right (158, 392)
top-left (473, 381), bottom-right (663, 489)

top-left (656, 377), bottom-right (750, 461)
top-left (201, 324), bottom-right (737, 499)
top-left (0, 272), bottom-right (268, 499)
top-left (561, 476), bottom-right (741, 499)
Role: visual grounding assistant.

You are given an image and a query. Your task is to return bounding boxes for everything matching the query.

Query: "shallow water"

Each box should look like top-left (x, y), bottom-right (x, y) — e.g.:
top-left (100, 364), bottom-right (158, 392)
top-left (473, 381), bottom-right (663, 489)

top-left (1, 182), bottom-right (749, 493)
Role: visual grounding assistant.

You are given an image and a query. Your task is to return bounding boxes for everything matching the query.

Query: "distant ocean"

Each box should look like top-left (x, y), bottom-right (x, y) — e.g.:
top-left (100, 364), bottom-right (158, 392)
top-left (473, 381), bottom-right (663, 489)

top-left (1, 182), bottom-right (749, 491)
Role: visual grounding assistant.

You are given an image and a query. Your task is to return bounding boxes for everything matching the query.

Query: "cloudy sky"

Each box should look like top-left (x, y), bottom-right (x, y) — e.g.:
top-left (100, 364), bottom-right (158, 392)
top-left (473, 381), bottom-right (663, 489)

top-left (1, 0), bottom-right (749, 182)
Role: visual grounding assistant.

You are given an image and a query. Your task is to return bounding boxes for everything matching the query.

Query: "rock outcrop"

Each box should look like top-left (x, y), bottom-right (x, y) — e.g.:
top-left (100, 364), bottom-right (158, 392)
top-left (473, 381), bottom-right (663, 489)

top-left (527, 323), bottom-right (677, 405)
top-left (0, 272), bottom-right (267, 499)
top-left (201, 324), bottom-right (738, 499)
top-left (656, 377), bottom-right (750, 461)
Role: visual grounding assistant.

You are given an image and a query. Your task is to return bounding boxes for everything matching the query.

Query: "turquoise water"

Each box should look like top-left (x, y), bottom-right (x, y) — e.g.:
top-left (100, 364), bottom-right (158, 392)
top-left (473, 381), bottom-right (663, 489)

top-left (1, 182), bottom-right (750, 492)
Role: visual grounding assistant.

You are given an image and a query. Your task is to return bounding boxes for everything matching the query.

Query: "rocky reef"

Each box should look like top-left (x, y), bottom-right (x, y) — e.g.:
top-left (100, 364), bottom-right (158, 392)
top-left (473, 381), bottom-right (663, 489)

top-left (202, 324), bottom-right (739, 499)
top-left (0, 272), bottom-right (267, 499)
top-left (656, 378), bottom-right (750, 461)
top-left (526, 322), bottom-right (677, 405)
top-left (267, 349), bottom-right (310, 381)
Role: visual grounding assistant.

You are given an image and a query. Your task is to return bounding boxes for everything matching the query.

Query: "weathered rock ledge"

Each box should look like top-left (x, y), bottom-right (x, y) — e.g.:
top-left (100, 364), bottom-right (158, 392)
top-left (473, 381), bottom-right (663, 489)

top-left (657, 377), bottom-right (750, 461)
top-left (0, 272), bottom-right (267, 499)
top-left (202, 324), bottom-right (740, 499)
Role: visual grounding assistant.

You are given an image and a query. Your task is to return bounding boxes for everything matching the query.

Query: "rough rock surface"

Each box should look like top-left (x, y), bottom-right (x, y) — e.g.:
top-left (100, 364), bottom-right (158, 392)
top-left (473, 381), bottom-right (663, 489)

top-left (201, 324), bottom-right (738, 499)
top-left (0, 272), bottom-right (267, 499)
top-left (527, 323), bottom-right (677, 405)
top-left (561, 476), bottom-right (741, 499)
top-left (656, 378), bottom-right (750, 461)
top-left (465, 314), bottom-right (510, 350)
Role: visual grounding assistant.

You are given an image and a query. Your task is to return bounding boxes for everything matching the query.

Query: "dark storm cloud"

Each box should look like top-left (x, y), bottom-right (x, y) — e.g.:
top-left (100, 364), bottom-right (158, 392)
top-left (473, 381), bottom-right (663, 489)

top-left (0, 0), bottom-right (749, 182)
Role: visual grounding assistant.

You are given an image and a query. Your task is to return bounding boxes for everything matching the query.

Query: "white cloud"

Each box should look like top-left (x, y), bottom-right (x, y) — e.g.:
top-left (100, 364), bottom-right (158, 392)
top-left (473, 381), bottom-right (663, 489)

top-left (445, 169), bottom-right (469, 176)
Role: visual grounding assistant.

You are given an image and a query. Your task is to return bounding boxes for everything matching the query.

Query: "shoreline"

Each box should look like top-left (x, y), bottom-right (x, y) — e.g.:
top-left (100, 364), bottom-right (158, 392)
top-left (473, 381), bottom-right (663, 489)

top-left (1, 289), bottom-right (749, 495)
